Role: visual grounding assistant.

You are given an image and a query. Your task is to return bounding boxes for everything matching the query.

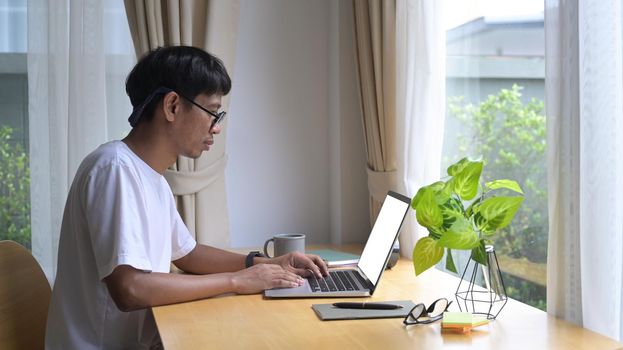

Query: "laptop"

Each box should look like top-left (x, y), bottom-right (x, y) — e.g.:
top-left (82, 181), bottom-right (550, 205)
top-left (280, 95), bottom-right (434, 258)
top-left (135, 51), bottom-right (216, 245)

top-left (264, 191), bottom-right (411, 298)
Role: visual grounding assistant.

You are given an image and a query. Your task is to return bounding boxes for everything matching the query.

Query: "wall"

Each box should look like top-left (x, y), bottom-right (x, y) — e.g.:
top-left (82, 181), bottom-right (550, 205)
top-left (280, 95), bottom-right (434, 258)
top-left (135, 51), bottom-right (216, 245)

top-left (226, 0), bottom-right (369, 248)
top-left (328, 0), bottom-right (370, 245)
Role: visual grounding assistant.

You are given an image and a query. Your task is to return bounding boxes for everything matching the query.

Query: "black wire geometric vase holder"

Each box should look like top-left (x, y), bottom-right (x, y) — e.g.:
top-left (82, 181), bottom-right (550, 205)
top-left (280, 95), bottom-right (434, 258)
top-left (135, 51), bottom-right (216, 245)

top-left (455, 245), bottom-right (508, 319)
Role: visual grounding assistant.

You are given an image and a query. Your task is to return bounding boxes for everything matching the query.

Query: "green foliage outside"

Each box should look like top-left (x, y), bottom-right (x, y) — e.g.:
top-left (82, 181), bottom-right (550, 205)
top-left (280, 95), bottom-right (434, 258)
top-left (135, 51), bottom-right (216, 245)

top-left (0, 126), bottom-right (31, 249)
top-left (446, 84), bottom-right (547, 310)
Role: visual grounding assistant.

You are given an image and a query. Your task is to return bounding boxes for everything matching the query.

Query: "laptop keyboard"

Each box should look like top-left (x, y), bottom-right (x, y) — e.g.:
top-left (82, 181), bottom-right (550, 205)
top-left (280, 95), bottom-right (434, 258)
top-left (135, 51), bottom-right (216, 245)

top-left (308, 270), bottom-right (367, 293)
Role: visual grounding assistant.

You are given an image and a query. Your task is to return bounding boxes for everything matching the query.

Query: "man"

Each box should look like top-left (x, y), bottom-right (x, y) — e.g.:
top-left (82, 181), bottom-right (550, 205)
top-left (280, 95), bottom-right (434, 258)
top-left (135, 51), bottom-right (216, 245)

top-left (45, 46), bottom-right (328, 349)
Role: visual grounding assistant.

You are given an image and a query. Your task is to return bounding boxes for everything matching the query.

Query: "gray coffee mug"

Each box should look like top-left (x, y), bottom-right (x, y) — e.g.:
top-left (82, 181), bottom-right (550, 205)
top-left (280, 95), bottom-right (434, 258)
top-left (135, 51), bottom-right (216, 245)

top-left (263, 233), bottom-right (306, 258)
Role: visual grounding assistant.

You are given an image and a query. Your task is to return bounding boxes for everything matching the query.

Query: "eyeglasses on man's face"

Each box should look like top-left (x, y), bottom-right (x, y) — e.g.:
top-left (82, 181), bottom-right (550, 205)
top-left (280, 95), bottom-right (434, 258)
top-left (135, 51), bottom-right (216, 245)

top-left (403, 298), bottom-right (452, 325)
top-left (177, 92), bottom-right (227, 130)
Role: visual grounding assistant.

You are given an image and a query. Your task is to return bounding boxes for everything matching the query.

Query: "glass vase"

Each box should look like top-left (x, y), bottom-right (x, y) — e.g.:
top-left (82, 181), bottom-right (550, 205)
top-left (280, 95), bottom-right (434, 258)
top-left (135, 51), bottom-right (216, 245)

top-left (455, 245), bottom-right (508, 319)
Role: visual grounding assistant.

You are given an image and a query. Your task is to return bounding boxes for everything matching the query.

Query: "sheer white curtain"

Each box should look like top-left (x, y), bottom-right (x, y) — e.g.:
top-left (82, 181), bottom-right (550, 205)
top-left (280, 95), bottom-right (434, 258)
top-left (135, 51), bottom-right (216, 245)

top-left (395, 0), bottom-right (446, 256)
top-left (28, 0), bottom-right (135, 282)
top-left (546, 0), bottom-right (623, 341)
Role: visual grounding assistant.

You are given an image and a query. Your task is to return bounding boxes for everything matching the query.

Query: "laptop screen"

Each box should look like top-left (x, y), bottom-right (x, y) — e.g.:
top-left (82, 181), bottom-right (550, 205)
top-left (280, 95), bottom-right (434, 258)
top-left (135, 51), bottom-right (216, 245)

top-left (357, 192), bottom-right (410, 287)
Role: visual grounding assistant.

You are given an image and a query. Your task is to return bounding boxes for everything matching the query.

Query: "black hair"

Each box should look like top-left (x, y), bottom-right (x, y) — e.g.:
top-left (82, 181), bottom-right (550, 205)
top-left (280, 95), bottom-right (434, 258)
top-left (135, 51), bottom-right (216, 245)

top-left (125, 46), bottom-right (231, 126)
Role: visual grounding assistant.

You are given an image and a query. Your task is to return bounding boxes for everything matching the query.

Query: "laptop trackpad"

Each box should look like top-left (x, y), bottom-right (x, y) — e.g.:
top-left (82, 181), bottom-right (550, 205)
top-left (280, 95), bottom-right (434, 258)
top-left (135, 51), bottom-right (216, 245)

top-left (263, 279), bottom-right (312, 297)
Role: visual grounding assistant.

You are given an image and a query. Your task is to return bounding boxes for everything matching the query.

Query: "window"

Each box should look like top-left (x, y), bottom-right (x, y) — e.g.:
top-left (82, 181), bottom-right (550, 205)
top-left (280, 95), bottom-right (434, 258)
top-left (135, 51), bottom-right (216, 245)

top-left (0, 0), bottom-right (29, 249)
top-left (441, 0), bottom-right (547, 310)
top-left (0, 0), bottom-right (134, 252)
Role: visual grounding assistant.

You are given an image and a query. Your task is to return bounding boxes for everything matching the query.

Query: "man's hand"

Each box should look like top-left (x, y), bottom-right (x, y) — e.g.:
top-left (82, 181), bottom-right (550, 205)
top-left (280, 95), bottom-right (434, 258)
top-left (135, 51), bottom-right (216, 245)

top-left (268, 252), bottom-right (329, 279)
top-left (231, 264), bottom-right (304, 294)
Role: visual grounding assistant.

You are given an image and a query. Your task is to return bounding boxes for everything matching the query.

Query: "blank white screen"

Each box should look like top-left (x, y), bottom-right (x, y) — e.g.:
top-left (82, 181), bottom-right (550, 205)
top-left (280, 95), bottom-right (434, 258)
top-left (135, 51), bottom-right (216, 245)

top-left (358, 194), bottom-right (409, 286)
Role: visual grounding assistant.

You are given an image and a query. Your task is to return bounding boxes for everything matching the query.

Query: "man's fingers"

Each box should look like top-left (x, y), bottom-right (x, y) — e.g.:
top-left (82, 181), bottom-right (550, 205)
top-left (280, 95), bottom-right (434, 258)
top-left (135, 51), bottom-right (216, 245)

top-left (250, 263), bottom-right (303, 286)
top-left (233, 264), bottom-right (307, 294)
top-left (275, 279), bottom-right (300, 288)
top-left (292, 268), bottom-right (313, 277)
top-left (302, 260), bottom-right (322, 278)
top-left (308, 254), bottom-right (329, 276)
top-left (274, 271), bottom-right (304, 288)
top-left (298, 254), bottom-right (324, 278)
top-left (270, 267), bottom-right (302, 283)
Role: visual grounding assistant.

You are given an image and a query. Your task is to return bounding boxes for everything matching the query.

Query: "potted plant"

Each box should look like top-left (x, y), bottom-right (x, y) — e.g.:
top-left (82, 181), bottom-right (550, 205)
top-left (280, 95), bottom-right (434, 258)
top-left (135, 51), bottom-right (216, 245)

top-left (411, 157), bottom-right (524, 275)
top-left (410, 157), bottom-right (524, 318)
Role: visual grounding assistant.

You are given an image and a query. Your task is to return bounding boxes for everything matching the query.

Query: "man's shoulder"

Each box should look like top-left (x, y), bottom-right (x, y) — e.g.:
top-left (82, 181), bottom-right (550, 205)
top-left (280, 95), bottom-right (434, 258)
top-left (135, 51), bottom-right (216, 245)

top-left (79, 141), bottom-right (136, 175)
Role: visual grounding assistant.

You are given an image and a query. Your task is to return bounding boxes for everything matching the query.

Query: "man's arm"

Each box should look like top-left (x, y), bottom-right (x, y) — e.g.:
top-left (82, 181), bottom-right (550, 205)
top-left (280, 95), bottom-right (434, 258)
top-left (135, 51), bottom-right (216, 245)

top-left (103, 263), bottom-right (303, 312)
top-left (104, 245), bottom-right (329, 312)
top-left (173, 244), bottom-right (329, 278)
top-left (172, 244), bottom-right (248, 274)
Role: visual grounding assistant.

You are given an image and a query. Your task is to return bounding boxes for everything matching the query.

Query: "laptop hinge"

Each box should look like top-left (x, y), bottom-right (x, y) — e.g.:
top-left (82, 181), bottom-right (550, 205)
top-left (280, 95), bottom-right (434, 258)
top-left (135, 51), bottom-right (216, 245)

top-left (355, 267), bottom-right (376, 294)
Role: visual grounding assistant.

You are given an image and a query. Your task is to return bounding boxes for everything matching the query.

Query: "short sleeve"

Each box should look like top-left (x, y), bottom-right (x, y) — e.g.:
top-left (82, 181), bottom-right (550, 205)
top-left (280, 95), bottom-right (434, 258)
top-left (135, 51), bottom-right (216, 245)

top-left (170, 214), bottom-right (196, 260)
top-left (167, 189), bottom-right (196, 261)
top-left (84, 164), bottom-right (153, 280)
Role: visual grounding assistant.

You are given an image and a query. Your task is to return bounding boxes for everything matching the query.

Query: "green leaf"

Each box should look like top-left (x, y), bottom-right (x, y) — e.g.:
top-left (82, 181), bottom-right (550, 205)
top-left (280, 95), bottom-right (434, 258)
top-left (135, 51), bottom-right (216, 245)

top-left (447, 157), bottom-right (473, 176)
top-left (446, 159), bottom-right (464, 176)
top-left (411, 187), bottom-right (425, 210)
top-left (425, 228), bottom-right (441, 240)
top-left (414, 187), bottom-right (443, 229)
top-left (465, 195), bottom-right (484, 217)
top-left (450, 160), bottom-right (483, 200)
top-left (411, 181), bottom-right (448, 209)
top-left (478, 196), bottom-right (525, 233)
top-left (485, 179), bottom-right (524, 194)
top-left (412, 237), bottom-right (444, 275)
top-left (445, 249), bottom-right (457, 273)
top-left (437, 197), bottom-right (463, 231)
top-left (473, 212), bottom-right (491, 234)
top-left (471, 241), bottom-right (488, 266)
top-left (437, 215), bottom-right (480, 249)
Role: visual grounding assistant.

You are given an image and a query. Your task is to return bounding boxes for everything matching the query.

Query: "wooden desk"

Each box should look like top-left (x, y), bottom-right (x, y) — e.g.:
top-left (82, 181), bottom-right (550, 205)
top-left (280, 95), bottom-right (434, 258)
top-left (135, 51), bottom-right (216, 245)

top-left (153, 257), bottom-right (622, 349)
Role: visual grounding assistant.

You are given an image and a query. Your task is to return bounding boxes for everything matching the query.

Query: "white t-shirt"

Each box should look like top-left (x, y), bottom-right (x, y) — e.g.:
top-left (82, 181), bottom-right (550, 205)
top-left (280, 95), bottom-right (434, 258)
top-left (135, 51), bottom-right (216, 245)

top-left (45, 141), bottom-right (196, 350)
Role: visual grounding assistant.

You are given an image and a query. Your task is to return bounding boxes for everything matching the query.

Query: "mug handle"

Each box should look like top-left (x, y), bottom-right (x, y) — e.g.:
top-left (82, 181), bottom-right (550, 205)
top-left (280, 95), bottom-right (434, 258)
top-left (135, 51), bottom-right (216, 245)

top-left (263, 238), bottom-right (274, 258)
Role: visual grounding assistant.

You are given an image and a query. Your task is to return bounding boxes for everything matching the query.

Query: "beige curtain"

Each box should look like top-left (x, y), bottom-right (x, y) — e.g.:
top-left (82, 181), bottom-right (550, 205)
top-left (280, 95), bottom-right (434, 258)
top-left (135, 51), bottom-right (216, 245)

top-left (124, 0), bottom-right (240, 247)
top-left (352, 0), bottom-right (397, 223)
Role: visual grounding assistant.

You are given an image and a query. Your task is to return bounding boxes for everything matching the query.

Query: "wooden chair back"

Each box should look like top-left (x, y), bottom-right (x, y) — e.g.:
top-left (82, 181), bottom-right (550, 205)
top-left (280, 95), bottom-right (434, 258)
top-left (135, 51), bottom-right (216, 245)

top-left (0, 240), bottom-right (51, 350)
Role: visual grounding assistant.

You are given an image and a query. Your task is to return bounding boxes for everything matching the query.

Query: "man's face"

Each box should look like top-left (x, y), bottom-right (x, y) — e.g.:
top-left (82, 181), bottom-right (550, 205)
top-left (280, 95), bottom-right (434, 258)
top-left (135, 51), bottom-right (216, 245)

top-left (174, 93), bottom-right (223, 159)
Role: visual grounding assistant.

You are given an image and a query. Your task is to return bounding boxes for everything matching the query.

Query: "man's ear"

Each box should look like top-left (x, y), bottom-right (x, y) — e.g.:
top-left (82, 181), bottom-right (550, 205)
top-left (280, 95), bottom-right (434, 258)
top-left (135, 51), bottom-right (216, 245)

top-left (162, 92), bottom-right (181, 122)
